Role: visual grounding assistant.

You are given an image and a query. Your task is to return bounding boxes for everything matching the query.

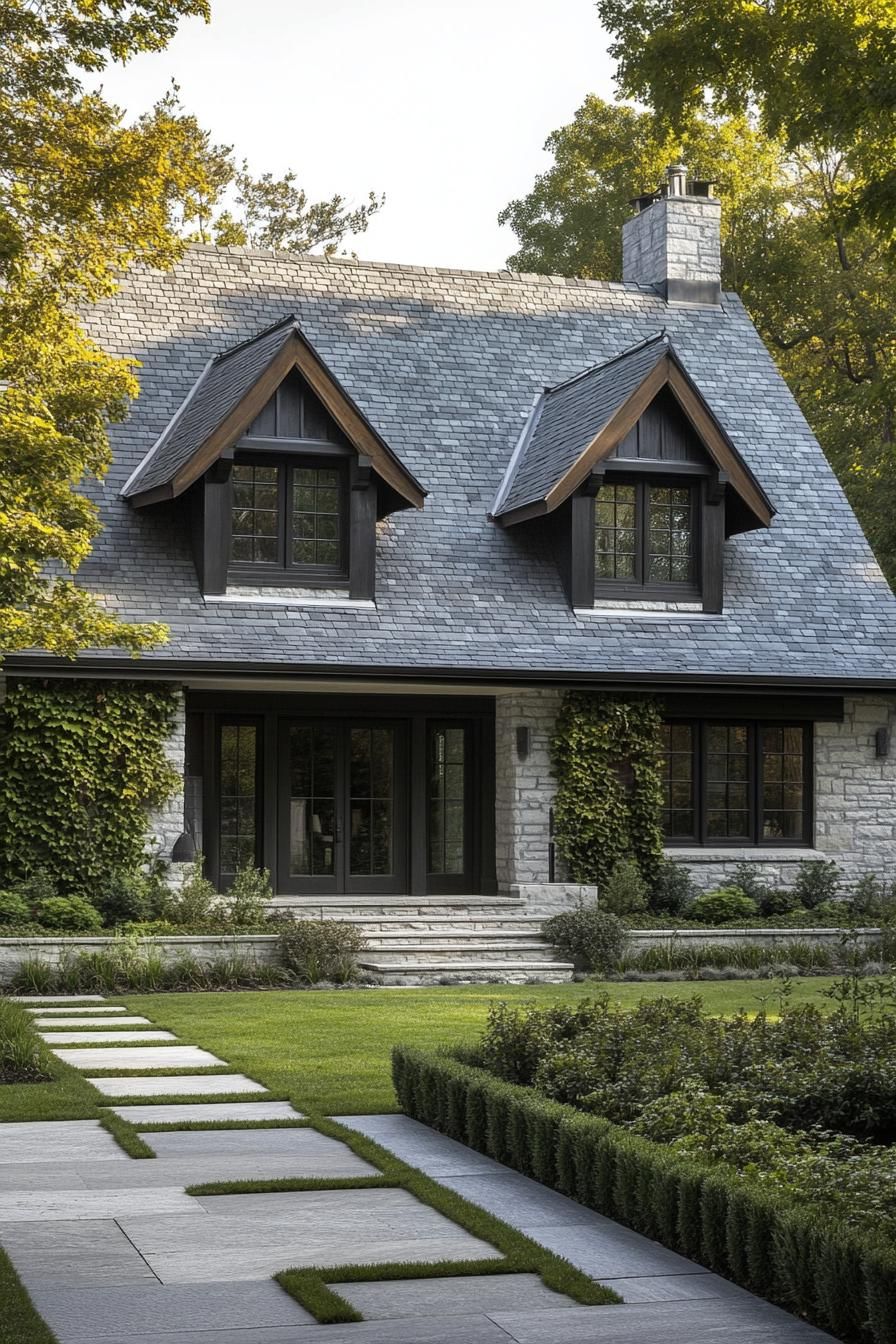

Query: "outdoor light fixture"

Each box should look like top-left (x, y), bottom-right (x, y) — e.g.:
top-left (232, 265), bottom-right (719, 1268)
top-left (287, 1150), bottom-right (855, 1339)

top-left (516, 726), bottom-right (531, 761)
top-left (171, 830), bottom-right (196, 863)
top-left (875, 727), bottom-right (890, 759)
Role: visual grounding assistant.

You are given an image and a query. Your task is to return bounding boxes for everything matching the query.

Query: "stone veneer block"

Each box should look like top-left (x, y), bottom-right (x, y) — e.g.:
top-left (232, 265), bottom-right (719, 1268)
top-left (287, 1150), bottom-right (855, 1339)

top-left (334, 1273), bottom-right (577, 1320)
top-left (87, 1073), bottom-right (267, 1098)
top-left (39, 1030), bottom-right (175, 1045)
top-left (105, 1101), bottom-right (302, 1123)
top-left (0, 1121), bottom-right (127, 1164)
top-left (53, 1045), bottom-right (224, 1070)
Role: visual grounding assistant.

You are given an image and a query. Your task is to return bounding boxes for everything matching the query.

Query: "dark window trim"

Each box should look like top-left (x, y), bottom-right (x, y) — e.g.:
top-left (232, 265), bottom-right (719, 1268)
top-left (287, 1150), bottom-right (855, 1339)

top-left (662, 718), bottom-right (814, 848)
top-left (214, 714), bottom-right (263, 885)
top-left (229, 451), bottom-right (350, 587)
top-left (594, 475), bottom-right (702, 601)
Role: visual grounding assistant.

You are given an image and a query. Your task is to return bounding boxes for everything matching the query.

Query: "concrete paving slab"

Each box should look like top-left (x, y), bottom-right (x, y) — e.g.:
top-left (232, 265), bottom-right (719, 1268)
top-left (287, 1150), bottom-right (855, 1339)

top-left (105, 1101), bottom-right (303, 1123)
top-left (335, 1273), bottom-right (576, 1320)
top-left (0, 1120), bottom-right (127, 1163)
top-left (601, 1274), bottom-right (736, 1303)
top-left (33, 1016), bottom-right (152, 1028)
top-left (87, 1073), bottom-right (267, 1097)
top-left (0, 1164), bottom-right (89, 1191)
top-left (40, 1030), bottom-right (176, 1044)
top-left (439, 1171), bottom-right (606, 1229)
top-left (55, 1046), bottom-right (226, 1070)
top-left (120, 1188), bottom-right (498, 1283)
top-left (0, 1186), bottom-right (201, 1221)
top-left (29, 1279), bottom-right (315, 1340)
top-left (515, 1220), bottom-right (710, 1279)
top-left (490, 1299), bottom-right (839, 1341)
top-left (10, 995), bottom-right (107, 1003)
top-left (34, 1326), bottom-right (512, 1344)
top-left (24, 1005), bottom-right (128, 1014)
top-left (0, 1220), bottom-right (160, 1289)
top-left (78, 1154), bottom-right (378, 1188)
top-left (332, 1114), bottom-right (514, 1177)
top-left (140, 1129), bottom-right (372, 1166)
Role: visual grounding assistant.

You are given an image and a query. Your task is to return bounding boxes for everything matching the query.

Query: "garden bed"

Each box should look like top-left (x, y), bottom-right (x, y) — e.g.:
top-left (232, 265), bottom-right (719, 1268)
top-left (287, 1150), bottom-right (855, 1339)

top-left (393, 990), bottom-right (896, 1343)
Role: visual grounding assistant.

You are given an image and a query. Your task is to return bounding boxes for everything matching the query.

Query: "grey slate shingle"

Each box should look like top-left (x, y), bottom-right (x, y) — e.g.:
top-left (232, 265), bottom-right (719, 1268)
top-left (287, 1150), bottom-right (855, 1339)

top-left (27, 244), bottom-right (896, 683)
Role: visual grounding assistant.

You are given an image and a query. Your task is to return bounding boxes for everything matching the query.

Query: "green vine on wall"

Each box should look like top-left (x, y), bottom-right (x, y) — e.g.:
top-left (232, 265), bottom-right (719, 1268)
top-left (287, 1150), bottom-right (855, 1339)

top-left (550, 691), bottom-right (665, 888)
top-left (0, 680), bottom-right (180, 896)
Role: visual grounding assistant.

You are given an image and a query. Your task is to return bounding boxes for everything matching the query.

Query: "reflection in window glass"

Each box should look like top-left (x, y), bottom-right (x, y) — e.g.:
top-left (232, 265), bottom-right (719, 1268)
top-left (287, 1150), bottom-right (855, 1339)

top-left (291, 467), bottom-right (343, 568)
top-left (428, 726), bottom-right (466, 875)
top-left (706, 724), bottom-right (751, 838)
top-left (648, 486), bottom-right (693, 582)
top-left (350, 727), bottom-right (394, 876)
top-left (231, 464), bottom-right (279, 564)
top-left (660, 723), bottom-right (695, 838)
top-left (762, 726), bottom-right (804, 840)
top-left (288, 725), bottom-right (337, 877)
top-left (219, 724), bottom-right (257, 878)
top-left (595, 483), bottom-right (637, 580)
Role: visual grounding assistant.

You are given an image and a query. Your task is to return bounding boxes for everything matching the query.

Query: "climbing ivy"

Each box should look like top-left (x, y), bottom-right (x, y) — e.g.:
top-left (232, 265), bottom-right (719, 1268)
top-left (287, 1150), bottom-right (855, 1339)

top-left (0, 680), bottom-right (180, 897)
top-left (550, 691), bottom-right (665, 889)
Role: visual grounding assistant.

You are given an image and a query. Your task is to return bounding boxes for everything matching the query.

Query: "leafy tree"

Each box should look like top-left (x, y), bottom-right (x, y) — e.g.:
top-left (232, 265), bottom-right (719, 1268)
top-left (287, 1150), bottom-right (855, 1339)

top-left (500, 98), bottom-right (896, 581)
top-left (0, 3), bottom-right (382, 658)
top-left (595, 0), bottom-right (896, 235)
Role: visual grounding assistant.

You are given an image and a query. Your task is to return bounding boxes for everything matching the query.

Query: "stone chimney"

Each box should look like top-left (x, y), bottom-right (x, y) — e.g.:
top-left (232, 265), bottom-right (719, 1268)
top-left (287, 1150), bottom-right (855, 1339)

top-left (622, 164), bottom-right (721, 305)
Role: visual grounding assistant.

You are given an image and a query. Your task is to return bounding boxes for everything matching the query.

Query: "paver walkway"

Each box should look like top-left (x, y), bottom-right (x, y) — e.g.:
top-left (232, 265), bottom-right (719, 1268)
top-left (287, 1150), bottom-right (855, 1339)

top-left (1, 995), bottom-right (839, 1343)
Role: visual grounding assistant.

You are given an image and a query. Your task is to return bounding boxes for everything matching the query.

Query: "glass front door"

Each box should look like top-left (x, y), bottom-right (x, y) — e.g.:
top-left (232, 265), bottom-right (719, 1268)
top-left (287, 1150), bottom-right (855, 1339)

top-left (278, 719), bottom-right (407, 894)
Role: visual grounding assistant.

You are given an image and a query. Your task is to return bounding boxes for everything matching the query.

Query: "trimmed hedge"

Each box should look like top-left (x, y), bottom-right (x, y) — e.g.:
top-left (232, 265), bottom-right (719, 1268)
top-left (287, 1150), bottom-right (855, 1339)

top-left (392, 1045), bottom-right (896, 1344)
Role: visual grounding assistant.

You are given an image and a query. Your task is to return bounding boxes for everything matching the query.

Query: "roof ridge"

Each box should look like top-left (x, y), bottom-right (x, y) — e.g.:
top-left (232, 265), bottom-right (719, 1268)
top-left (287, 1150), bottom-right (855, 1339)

top-left (545, 331), bottom-right (668, 396)
top-left (210, 313), bottom-right (300, 365)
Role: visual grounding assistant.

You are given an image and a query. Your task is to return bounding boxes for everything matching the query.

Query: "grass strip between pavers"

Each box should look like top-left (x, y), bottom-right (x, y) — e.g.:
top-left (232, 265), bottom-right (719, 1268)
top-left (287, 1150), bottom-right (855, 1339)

top-left (277, 1257), bottom-right (514, 1326)
top-left (0, 1247), bottom-right (59, 1344)
top-left (188, 1175), bottom-right (396, 1195)
top-left (133, 1117), bottom-right (311, 1132)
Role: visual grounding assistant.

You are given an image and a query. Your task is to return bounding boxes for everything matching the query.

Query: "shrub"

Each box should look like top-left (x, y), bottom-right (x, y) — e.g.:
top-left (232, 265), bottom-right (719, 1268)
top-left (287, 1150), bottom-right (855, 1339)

top-left (686, 888), bottom-right (758, 926)
top-left (9, 941), bottom-right (289, 994)
top-left (225, 865), bottom-right (272, 927)
top-left (0, 890), bottom-right (31, 925)
top-left (647, 859), bottom-right (695, 916)
top-left (543, 903), bottom-right (627, 974)
top-left (93, 869), bottom-right (154, 927)
top-left (601, 858), bottom-right (648, 916)
top-left (850, 874), bottom-right (895, 921)
top-left (793, 859), bottom-right (840, 910)
top-left (15, 868), bottom-right (57, 907)
top-left (277, 919), bottom-right (365, 984)
top-left (0, 997), bottom-right (51, 1082)
top-left (34, 894), bottom-right (103, 931)
top-left (757, 885), bottom-right (800, 917)
top-left (160, 855), bottom-right (221, 926)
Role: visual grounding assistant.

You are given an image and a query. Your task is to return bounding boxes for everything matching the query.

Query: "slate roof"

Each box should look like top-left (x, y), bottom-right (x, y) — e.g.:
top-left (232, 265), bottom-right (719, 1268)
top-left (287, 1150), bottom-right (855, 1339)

top-left (494, 332), bottom-right (670, 515)
top-left (19, 243), bottom-right (896, 685)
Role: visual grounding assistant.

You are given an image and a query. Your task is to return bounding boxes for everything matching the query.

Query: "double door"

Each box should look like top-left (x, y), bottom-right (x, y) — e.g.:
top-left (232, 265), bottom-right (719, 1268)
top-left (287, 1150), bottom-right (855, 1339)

top-left (278, 719), bottom-right (408, 895)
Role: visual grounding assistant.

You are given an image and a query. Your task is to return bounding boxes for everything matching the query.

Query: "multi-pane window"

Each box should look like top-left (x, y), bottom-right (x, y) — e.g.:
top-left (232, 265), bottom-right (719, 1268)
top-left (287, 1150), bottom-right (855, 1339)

top-left (219, 723), bottom-right (258, 880)
top-left (292, 467), bottom-right (342, 567)
top-left (229, 458), bottom-right (346, 578)
top-left (660, 721), bottom-right (809, 846)
top-left (595, 480), bottom-right (696, 591)
top-left (231, 465), bottom-right (279, 564)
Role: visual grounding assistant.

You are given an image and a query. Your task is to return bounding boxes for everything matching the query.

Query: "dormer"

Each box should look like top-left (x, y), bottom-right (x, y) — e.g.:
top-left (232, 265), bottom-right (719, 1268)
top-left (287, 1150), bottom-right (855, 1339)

top-left (121, 316), bottom-right (425, 599)
top-left (490, 334), bottom-right (774, 614)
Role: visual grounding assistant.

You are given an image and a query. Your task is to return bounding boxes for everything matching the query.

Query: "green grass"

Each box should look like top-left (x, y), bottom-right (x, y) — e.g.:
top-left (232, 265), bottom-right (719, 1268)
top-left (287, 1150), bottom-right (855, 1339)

top-left (117, 978), bottom-right (837, 1114)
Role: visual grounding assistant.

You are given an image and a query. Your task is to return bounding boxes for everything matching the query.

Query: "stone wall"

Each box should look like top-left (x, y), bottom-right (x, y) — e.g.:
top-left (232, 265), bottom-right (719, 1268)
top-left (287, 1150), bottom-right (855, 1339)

top-left (496, 690), bottom-right (896, 903)
top-left (622, 196), bottom-right (722, 290)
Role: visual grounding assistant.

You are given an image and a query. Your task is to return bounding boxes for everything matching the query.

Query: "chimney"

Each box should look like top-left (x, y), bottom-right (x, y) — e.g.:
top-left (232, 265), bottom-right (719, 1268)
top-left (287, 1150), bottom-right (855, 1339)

top-left (622, 164), bottom-right (721, 305)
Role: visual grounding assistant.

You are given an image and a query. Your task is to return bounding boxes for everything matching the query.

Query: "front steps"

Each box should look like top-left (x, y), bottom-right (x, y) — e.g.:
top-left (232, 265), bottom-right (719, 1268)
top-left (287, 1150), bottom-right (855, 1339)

top-left (267, 894), bottom-right (573, 985)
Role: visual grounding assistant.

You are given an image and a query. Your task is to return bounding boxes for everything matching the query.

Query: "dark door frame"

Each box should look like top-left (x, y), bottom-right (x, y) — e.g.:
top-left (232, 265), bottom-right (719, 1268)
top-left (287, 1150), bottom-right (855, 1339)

top-left (191, 692), bottom-right (496, 896)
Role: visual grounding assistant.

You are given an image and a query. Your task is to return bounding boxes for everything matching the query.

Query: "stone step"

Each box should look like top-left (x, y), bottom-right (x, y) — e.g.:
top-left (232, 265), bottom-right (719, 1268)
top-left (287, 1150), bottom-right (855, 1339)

top-left (283, 914), bottom-right (548, 932)
top-left (268, 895), bottom-right (524, 916)
top-left (360, 930), bottom-right (550, 945)
top-left (358, 958), bottom-right (574, 985)
top-left (361, 942), bottom-right (562, 963)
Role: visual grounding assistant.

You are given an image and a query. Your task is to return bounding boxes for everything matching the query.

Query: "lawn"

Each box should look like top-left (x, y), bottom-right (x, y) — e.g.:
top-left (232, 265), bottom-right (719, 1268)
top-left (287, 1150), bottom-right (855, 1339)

top-left (1, 978), bottom-right (837, 1120)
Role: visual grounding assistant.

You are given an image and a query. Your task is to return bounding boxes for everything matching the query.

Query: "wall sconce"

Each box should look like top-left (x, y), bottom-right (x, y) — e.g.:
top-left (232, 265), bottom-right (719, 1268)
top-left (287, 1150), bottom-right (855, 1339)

top-left (875, 727), bottom-right (890, 759)
top-left (516, 726), bottom-right (531, 761)
top-left (171, 831), bottom-right (196, 863)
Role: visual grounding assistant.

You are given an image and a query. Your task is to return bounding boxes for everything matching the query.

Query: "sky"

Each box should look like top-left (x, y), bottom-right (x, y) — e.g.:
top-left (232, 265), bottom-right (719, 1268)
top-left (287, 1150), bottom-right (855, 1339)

top-left (91, 0), bottom-right (617, 270)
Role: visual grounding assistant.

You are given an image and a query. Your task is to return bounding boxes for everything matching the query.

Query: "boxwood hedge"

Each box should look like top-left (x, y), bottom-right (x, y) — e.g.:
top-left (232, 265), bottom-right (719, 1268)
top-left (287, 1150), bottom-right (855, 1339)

top-left (392, 1045), bottom-right (896, 1343)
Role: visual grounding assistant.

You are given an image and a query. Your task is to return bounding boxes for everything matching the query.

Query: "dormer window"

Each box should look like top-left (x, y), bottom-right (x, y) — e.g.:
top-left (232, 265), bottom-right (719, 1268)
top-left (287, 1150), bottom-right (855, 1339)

top-left (229, 457), bottom-right (348, 583)
top-left (595, 480), bottom-right (697, 593)
top-left (490, 333), bottom-right (775, 616)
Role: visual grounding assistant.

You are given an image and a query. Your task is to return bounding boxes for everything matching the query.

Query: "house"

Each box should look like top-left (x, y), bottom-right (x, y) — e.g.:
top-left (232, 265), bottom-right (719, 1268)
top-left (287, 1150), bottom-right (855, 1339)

top-left (8, 166), bottom-right (896, 931)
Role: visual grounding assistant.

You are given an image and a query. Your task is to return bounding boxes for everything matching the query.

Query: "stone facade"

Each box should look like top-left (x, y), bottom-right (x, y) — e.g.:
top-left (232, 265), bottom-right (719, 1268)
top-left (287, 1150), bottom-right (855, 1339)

top-left (145, 688), bottom-right (187, 877)
top-left (622, 194), bottom-right (722, 295)
top-left (494, 689), bottom-right (896, 901)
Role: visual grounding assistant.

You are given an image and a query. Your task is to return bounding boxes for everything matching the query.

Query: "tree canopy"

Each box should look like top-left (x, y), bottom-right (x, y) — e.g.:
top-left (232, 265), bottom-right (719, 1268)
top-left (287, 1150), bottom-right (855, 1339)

top-left (0, 1), bottom-right (381, 659)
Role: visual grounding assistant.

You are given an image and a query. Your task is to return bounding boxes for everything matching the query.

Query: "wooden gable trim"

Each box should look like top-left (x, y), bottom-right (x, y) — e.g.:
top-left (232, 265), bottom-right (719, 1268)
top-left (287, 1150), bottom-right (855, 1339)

top-left (130, 333), bottom-right (425, 511)
top-left (497, 353), bottom-right (774, 530)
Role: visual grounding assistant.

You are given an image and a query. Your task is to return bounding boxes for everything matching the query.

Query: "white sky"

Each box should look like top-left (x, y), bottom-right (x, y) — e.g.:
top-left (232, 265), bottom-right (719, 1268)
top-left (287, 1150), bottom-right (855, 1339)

top-left (92, 0), bottom-right (617, 270)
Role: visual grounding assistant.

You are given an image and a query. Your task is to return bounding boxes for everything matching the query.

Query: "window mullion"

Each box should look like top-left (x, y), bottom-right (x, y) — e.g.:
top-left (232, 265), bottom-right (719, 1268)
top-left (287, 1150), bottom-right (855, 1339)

top-left (637, 482), bottom-right (647, 586)
top-left (752, 724), bottom-right (761, 845)
top-left (281, 464), bottom-right (290, 570)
